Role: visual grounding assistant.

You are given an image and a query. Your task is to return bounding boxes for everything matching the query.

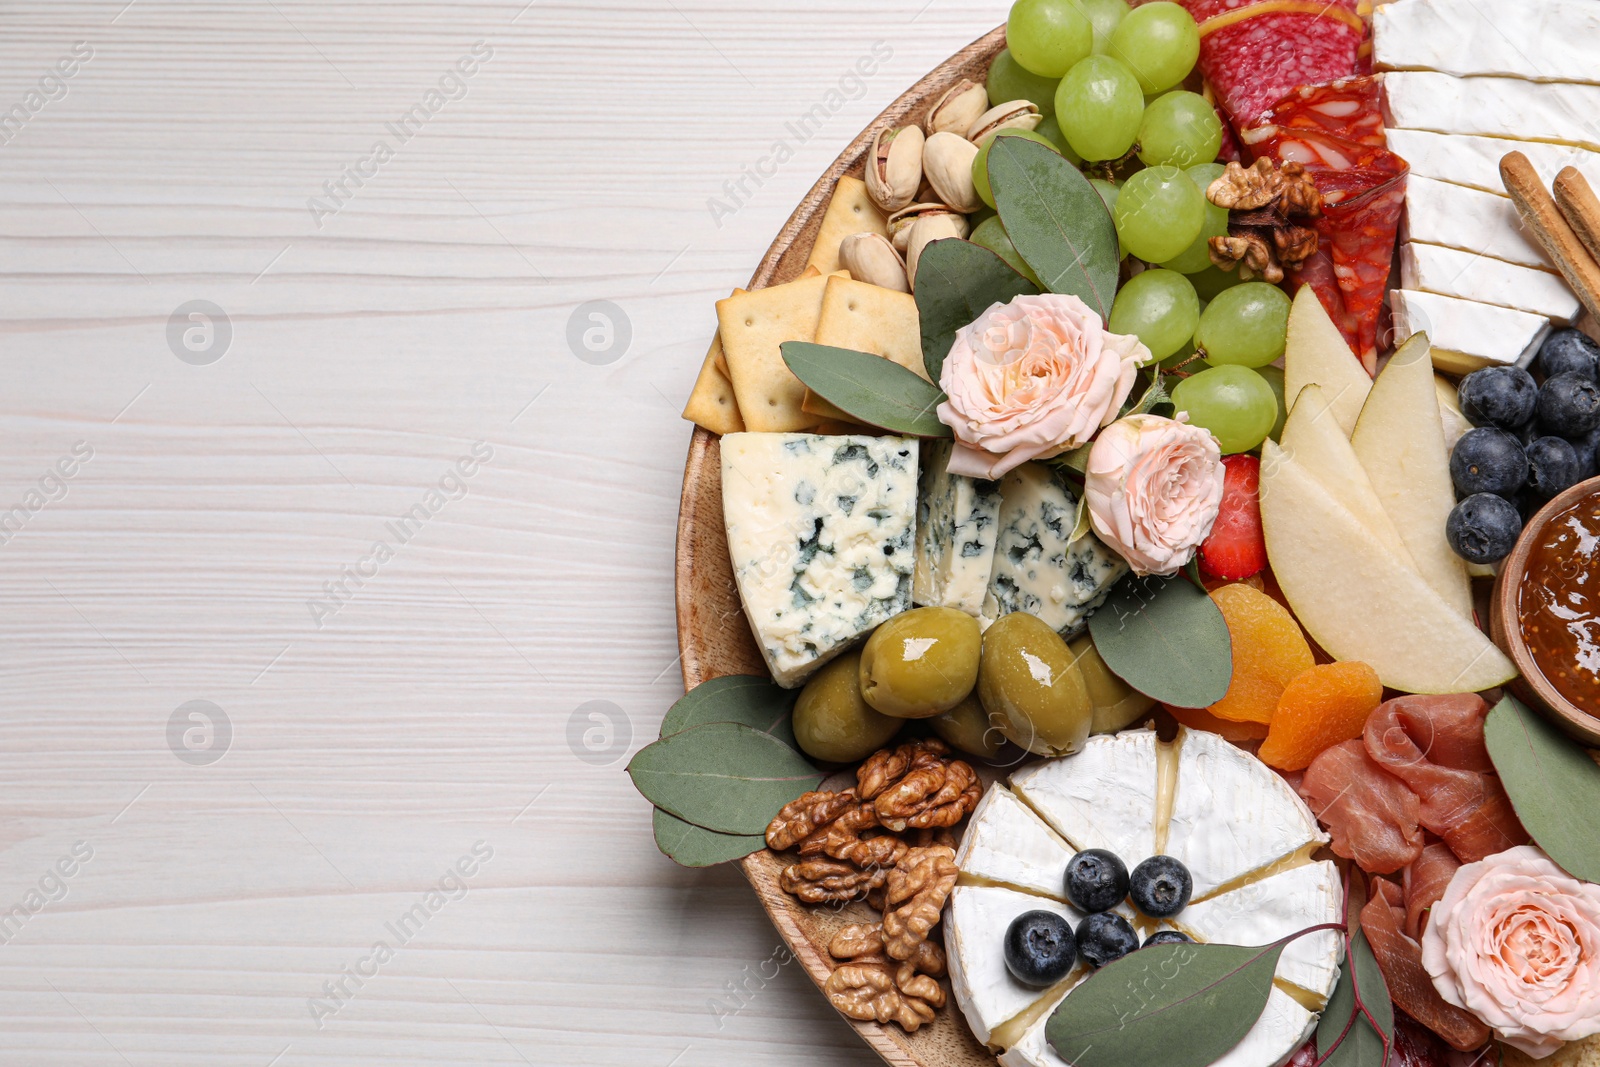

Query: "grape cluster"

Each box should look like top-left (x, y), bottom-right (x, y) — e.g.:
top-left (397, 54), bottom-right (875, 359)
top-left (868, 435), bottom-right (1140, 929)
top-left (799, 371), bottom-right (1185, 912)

top-left (1445, 330), bottom-right (1600, 563)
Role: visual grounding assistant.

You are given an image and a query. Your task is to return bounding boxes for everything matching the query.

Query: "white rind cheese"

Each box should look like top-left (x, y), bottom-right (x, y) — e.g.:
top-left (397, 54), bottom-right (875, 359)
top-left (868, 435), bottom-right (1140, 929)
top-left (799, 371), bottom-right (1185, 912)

top-left (1165, 729), bottom-right (1327, 902)
top-left (956, 784), bottom-right (1077, 900)
top-left (720, 432), bottom-right (917, 687)
top-left (1390, 290), bottom-right (1552, 374)
top-left (981, 463), bottom-right (1128, 638)
top-left (1384, 70), bottom-right (1600, 153)
top-left (1385, 129), bottom-right (1600, 198)
top-left (1400, 242), bottom-right (1579, 324)
top-left (945, 885), bottom-right (1085, 1047)
top-left (1400, 176), bottom-right (1551, 270)
top-left (1375, 0), bottom-right (1600, 84)
top-left (1009, 729), bottom-right (1159, 866)
top-left (914, 439), bottom-right (1002, 617)
top-left (1174, 861), bottom-right (1344, 1005)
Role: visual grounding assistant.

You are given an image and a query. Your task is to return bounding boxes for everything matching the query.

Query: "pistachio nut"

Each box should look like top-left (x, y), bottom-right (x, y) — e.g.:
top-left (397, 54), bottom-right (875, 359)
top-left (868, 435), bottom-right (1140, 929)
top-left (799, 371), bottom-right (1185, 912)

top-left (887, 202), bottom-right (958, 253)
top-left (966, 100), bottom-right (1043, 144)
top-left (925, 79), bottom-right (988, 138)
top-left (922, 131), bottom-right (983, 214)
top-left (865, 125), bottom-right (926, 214)
top-left (838, 232), bottom-right (910, 293)
top-left (904, 211), bottom-right (971, 290)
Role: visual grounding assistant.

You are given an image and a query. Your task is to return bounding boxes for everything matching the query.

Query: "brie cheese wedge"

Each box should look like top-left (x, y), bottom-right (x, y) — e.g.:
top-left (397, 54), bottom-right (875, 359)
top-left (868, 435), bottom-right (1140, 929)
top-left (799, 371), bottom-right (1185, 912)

top-left (1400, 242), bottom-right (1579, 324)
top-left (1385, 129), bottom-right (1600, 199)
top-left (1401, 176), bottom-right (1552, 271)
top-left (945, 885), bottom-right (1085, 1047)
top-left (1375, 0), bottom-right (1600, 84)
top-left (956, 784), bottom-right (1077, 900)
top-left (1009, 729), bottom-right (1160, 866)
top-left (1384, 71), bottom-right (1600, 153)
top-left (1390, 290), bottom-right (1552, 374)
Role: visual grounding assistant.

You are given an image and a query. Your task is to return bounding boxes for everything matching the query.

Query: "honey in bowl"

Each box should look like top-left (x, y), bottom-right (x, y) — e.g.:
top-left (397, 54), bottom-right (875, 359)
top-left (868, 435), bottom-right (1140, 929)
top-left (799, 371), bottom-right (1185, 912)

top-left (1518, 489), bottom-right (1600, 718)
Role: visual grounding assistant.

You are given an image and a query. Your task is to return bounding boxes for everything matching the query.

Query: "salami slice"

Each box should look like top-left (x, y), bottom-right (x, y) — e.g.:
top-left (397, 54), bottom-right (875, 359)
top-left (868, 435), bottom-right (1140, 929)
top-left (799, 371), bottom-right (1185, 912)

top-left (1179, 0), bottom-right (1365, 127)
top-left (1240, 75), bottom-right (1387, 149)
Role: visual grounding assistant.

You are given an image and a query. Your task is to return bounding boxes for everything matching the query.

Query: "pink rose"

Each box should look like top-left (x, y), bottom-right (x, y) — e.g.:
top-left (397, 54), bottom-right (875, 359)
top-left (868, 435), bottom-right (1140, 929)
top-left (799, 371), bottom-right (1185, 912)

top-left (937, 293), bottom-right (1145, 480)
top-left (1084, 413), bottom-right (1224, 576)
top-left (1421, 845), bottom-right (1600, 1059)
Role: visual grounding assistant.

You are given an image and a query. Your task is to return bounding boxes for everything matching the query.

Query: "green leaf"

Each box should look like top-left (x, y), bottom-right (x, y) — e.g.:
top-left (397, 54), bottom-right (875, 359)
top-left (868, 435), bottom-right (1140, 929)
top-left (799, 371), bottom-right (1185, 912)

top-left (1484, 695), bottom-right (1600, 883)
top-left (1087, 574), bottom-right (1233, 707)
top-left (660, 674), bottom-right (797, 750)
top-left (988, 135), bottom-right (1121, 320)
top-left (914, 237), bottom-right (1039, 382)
top-left (652, 808), bottom-right (766, 867)
top-left (1051, 441), bottom-right (1095, 475)
top-left (1121, 370), bottom-right (1170, 419)
top-left (627, 721), bottom-right (826, 835)
top-left (1046, 941), bottom-right (1284, 1067)
top-left (781, 342), bottom-right (952, 438)
top-left (1070, 492), bottom-right (1093, 545)
top-left (1317, 930), bottom-right (1393, 1067)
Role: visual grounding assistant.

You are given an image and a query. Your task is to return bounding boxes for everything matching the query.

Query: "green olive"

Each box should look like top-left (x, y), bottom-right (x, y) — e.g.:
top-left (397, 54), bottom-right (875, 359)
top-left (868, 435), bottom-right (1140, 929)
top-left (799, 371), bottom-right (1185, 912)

top-left (1069, 634), bottom-right (1156, 734)
top-left (859, 607), bottom-right (982, 719)
top-left (978, 612), bottom-right (1092, 756)
top-left (929, 692), bottom-right (1006, 760)
top-left (793, 651), bottom-right (903, 762)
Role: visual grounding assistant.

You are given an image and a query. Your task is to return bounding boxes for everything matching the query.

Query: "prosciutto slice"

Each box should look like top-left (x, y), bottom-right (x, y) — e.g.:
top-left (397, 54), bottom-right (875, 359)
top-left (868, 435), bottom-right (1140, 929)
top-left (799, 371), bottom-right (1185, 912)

top-left (1361, 877), bottom-right (1492, 1053)
top-left (1401, 841), bottom-right (1460, 941)
top-left (1300, 740), bottom-right (1424, 874)
top-left (1364, 694), bottom-right (1529, 863)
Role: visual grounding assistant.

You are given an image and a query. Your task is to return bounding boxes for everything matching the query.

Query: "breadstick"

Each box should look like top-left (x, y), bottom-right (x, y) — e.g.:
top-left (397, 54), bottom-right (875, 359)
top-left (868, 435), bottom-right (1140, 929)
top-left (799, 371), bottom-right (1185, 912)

top-left (1500, 151), bottom-right (1600, 324)
top-left (1553, 166), bottom-right (1600, 268)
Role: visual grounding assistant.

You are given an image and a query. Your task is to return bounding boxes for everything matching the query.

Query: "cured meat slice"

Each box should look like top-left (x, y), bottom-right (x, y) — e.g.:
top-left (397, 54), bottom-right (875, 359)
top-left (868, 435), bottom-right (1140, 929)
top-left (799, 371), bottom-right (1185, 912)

top-left (1391, 1010), bottom-right (1498, 1067)
top-left (1180, 0), bottom-right (1365, 128)
top-left (1361, 877), bottom-right (1492, 1053)
top-left (1401, 841), bottom-right (1459, 940)
top-left (1240, 76), bottom-right (1388, 149)
top-left (1300, 739), bottom-right (1423, 874)
top-left (1364, 694), bottom-right (1529, 863)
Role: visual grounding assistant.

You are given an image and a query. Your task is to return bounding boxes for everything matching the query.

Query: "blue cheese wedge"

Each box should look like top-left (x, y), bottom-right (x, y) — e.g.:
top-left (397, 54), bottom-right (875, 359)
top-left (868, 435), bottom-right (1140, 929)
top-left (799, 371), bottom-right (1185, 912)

top-left (1374, 0), bottom-right (1600, 84)
top-left (1390, 290), bottom-right (1552, 374)
top-left (1401, 176), bottom-right (1551, 270)
top-left (720, 432), bottom-right (916, 687)
top-left (914, 439), bottom-right (1002, 617)
top-left (981, 463), bottom-right (1128, 638)
top-left (1400, 242), bottom-right (1579, 324)
top-left (1386, 129), bottom-right (1600, 198)
top-left (1384, 71), bottom-right (1600, 152)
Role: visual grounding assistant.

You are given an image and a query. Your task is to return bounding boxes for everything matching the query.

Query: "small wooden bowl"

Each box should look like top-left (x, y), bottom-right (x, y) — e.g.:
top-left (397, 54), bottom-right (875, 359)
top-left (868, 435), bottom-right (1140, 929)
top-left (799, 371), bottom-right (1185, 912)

top-left (1490, 475), bottom-right (1600, 747)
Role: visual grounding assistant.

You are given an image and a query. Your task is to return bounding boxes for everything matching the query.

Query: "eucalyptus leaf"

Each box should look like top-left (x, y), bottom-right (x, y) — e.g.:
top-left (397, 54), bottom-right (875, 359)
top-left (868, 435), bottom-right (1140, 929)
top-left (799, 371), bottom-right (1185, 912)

top-left (1070, 492), bottom-right (1093, 545)
top-left (1317, 931), bottom-right (1393, 1067)
top-left (627, 721), bottom-right (826, 835)
top-left (988, 136), bottom-right (1120, 320)
top-left (781, 342), bottom-right (951, 438)
top-left (652, 807), bottom-right (767, 868)
top-left (1484, 695), bottom-right (1600, 883)
top-left (1046, 941), bottom-right (1284, 1067)
top-left (1087, 574), bottom-right (1233, 707)
top-left (660, 674), bottom-right (797, 751)
top-left (914, 237), bottom-right (1039, 382)
top-left (1051, 441), bottom-right (1095, 475)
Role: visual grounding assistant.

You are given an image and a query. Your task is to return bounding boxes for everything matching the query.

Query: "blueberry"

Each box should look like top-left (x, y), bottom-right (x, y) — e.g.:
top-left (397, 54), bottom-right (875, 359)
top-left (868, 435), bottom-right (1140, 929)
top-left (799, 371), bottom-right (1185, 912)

top-left (1064, 849), bottom-right (1130, 913)
top-left (1457, 366), bottom-right (1538, 429)
top-left (1143, 930), bottom-right (1194, 948)
top-left (1450, 427), bottom-right (1530, 498)
top-left (1537, 373), bottom-right (1600, 438)
top-left (1446, 493), bottom-right (1524, 564)
top-left (1076, 912), bottom-right (1139, 968)
top-left (1003, 911), bottom-right (1077, 987)
top-left (1570, 427), bottom-right (1600, 480)
top-left (1525, 436), bottom-right (1586, 498)
top-left (1129, 856), bottom-right (1194, 918)
top-left (1538, 329), bottom-right (1600, 382)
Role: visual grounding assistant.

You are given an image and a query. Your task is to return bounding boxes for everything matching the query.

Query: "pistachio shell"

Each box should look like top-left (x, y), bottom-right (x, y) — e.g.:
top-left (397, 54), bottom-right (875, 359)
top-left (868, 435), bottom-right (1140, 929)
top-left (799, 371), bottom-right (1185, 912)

top-left (966, 100), bottom-right (1043, 144)
top-left (925, 79), bottom-right (988, 138)
top-left (865, 125), bottom-right (925, 214)
top-left (887, 202), bottom-right (957, 253)
top-left (904, 212), bottom-right (970, 290)
top-left (839, 232), bottom-right (910, 293)
top-left (922, 132), bottom-right (983, 215)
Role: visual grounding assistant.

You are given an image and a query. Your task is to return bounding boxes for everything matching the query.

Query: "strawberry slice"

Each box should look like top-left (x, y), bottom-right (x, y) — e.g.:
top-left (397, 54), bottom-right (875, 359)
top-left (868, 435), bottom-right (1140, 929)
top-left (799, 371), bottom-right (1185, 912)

top-left (1199, 454), bottom-right (1265, 581)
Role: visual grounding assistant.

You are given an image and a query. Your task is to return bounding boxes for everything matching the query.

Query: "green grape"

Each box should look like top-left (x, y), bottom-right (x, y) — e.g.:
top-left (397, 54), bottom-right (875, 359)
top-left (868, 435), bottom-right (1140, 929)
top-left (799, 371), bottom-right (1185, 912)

top-left (1089, 178), bottom-right (1124, 258)
top-left (1184, 161), bottom-right (1225, 193)
top-left (1195, 282), bottom-right (1292, 368)
top-left (1033, 116), bottom-right (1084, 164)
top-left (971, 216), bottom-right (1045, 286)
top-left (1073, 0), bottom-right (1131, 54)
top-left (1256, 364), bottom-right (1288, 442)
top-left (1188, 262), bottom-right (1247, 301)
top-left (1170, 365), bottom-right (1277, 453)
top-left (1055, 55), bottom-right (1144, 161)
top-left (975, 127), bottom-right (1059, 208)
top-left (1159, 339), bottom-right (1211, 372)
top-left (1137, 91), bottom-right (1222, 167)
top-left (1008, 0), bottom-right (1095, 78)
top-left (1108, 268), bottom-right (1198, 361)
top-left (1108, 1), bottom-right (1201, 95)
top-left (1113, 164), bottom-right (1203, 263)
top-left (1159, 163), bottom-right (1229, 273)
top-left (988, 48), bottom-right (1060, 117)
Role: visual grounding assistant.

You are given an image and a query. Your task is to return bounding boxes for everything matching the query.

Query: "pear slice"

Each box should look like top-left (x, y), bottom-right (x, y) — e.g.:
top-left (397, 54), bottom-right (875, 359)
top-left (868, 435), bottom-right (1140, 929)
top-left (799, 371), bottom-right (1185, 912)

top-left (1279, 384), bottom-right (1414, 567)
top-left (1259, 441), bottom-right (1515, 694)
top-left (1350, 333), bottom-right (1473, 618)
top-left (1284, 286), bottom-right (1372, 437)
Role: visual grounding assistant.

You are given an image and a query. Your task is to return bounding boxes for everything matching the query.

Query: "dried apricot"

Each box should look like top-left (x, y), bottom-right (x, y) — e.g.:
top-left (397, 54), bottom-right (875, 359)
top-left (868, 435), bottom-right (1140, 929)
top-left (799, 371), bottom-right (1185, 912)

top-left (1258, 661), bottom-right (1384, 771)
top-left (1163, 702), bottom-right (1269, 742)
top-left (1207, 583), bottom-right (1314, 725)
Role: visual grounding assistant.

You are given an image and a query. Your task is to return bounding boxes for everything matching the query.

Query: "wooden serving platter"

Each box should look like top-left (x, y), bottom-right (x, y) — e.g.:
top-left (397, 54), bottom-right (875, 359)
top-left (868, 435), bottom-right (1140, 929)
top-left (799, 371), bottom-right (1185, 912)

top-left (673, 25), bottom-right (1008, 1067)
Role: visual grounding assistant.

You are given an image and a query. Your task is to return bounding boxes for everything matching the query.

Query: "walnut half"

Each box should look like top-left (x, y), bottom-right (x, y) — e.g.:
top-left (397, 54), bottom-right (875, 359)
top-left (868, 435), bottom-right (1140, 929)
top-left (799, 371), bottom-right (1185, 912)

top-left (882, 845), bottom-right (959, 962)
top-left (824, 958), bottom-right (946, 1032)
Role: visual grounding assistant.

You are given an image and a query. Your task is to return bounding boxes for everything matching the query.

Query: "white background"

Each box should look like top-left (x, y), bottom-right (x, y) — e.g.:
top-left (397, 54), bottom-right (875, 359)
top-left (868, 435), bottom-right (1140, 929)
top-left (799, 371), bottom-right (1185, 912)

top-left (0, 1), bottom-right (1004, 1063)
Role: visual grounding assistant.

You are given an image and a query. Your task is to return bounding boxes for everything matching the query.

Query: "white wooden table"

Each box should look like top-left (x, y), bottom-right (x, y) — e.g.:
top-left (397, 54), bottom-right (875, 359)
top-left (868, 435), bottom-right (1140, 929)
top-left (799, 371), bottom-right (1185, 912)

top-left (0, 2), bottom-right (1002, 1062)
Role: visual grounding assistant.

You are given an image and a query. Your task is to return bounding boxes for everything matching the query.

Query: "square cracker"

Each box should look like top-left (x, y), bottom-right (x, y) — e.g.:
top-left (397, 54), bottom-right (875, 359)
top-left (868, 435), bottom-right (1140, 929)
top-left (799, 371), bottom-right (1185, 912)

top-left (805, 176), bottom-right (888, 275)
top-left (682, 332), bottom-right (745, 435)
top-left (717, 273), bottom-right (838, 432)
top-left (802, 275), bottom-right (928, 424)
